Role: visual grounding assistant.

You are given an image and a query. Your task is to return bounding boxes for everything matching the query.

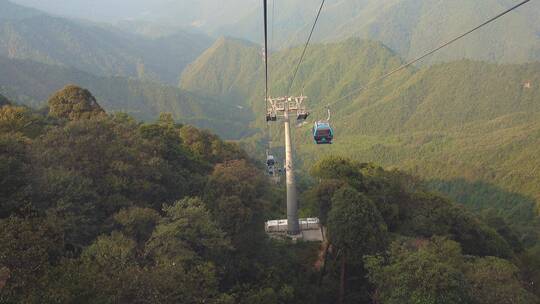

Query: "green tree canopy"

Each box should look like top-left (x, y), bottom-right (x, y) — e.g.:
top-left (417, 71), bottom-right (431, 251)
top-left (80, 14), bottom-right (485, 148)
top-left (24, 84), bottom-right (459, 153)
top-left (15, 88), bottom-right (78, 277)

top-left (47, 85), bottom-right (105, 120)
top-left (366, 237), bottom-right (539, 304)
top-left (0, 133), bottom-right (30, 217)
top-left (465, 256), bottom-right (538, 304)
top-left (113, 207), bottom-right (161, 244)
top-left (327, 186), bottom-right (388, 264)
top-left (0, 216), bottom-right (64, 303)
top-left (365, 237), bottom-right (472, 304)
top-left (310, 156), bottom-right (364, 191)
top-left (145, 197), bottom-right (232, 265)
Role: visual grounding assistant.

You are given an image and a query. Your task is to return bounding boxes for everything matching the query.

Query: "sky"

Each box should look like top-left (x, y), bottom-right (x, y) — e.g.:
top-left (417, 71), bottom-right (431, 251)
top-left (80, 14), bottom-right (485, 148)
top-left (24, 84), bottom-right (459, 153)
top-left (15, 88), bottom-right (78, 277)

top-left (11, 0), bottom-right (170, 20)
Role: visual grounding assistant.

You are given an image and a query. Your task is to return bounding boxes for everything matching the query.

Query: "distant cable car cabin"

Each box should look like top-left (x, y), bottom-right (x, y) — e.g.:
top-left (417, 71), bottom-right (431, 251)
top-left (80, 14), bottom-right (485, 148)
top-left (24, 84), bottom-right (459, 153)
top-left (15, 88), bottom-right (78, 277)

top-left (267, 155), bottom-right (275, 166)
top-left (266, 155), bottom-right (276, 176)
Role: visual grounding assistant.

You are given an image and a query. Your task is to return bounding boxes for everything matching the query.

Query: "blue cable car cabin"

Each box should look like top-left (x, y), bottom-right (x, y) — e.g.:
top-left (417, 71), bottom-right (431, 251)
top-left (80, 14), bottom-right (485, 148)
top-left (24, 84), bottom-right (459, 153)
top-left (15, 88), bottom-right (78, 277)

top-left (313, 121), bottom-right (334, 144)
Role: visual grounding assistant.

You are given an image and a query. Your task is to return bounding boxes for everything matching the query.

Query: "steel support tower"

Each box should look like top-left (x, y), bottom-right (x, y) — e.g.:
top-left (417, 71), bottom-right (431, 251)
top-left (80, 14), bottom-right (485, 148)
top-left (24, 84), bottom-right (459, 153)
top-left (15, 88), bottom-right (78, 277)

top-left (267, 96), bottom-right (308, 235)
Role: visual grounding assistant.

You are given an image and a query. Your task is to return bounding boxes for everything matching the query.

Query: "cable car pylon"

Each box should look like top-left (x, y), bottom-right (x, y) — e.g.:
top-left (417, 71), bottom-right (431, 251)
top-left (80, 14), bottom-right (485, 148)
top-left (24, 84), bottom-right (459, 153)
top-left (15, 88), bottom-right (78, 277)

top-left (262, 0), bottom-right (323, 241)
top-left (266, 95), bottom-right (309, 235)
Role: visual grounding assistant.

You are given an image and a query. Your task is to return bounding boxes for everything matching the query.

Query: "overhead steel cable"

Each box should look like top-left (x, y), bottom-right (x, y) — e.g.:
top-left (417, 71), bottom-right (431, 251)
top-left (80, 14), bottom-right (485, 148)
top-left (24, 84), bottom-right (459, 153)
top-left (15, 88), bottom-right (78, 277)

top-left (263, 0), bottom-right (269, 104)
top-left (287, 0), bottom-right (326, 95)
top-left (271, 0), bottom-right (276, 52)
top-left (327, 0), bottom-right (533, 107)
top-left (263, 0), bottom-right (273, 154)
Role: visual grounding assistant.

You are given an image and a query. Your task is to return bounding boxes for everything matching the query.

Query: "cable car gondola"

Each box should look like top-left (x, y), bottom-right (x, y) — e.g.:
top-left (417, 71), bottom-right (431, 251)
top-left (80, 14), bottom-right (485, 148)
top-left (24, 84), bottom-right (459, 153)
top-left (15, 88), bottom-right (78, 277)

top-left (313, 107), bottom-right (333, 144)
top-left (313, 121), bottom-right (333, 144)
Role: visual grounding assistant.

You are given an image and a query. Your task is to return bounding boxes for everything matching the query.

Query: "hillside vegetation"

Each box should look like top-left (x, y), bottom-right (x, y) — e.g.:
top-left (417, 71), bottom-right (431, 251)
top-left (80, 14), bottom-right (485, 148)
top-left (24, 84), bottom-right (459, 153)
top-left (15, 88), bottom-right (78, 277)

top-left (180, 38), bottom-right (540, 243)
top-left (0, 56), bottom-right (254, 139)
top-left (1, 92), bottom-right (538, 302)
top-left (180, 37), bottom-right (263, 109)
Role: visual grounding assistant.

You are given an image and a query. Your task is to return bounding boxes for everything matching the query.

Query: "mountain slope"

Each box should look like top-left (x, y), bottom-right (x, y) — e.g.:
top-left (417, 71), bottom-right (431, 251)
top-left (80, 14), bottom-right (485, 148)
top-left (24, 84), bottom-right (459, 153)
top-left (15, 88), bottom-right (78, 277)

top-left (181, 38), bottom-right (540, 234)
top-left (219, 0), bottom-right (540, 64)
top-left (188, 38), bottom-right (539, 137)
top-left (0, 0), bottom-right (42, 20)
top-left (0, 0), bottom-right (212, 84)
top-left (0, 56), bottom-right (252, 139)
top-left (180, 37), bottom-right (263, 108)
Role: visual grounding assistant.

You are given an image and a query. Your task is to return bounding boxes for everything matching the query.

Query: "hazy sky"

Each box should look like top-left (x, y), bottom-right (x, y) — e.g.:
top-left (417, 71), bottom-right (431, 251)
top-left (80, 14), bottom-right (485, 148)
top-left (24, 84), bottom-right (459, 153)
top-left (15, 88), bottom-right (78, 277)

top-left (11, 0), bottom-right (172, 20)
top-left (10, 0), bottom-right (258, 29)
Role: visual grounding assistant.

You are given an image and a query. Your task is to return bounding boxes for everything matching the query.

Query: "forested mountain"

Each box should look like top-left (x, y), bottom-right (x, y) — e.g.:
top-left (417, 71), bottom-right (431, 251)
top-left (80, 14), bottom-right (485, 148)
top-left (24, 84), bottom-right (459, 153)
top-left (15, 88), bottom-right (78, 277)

top-left (220, 0), bottom-right (540, 64)
top-left (0, 0), bottom-right (212, 84)
top-left (1, 94), bottom-right (538, 302)
top-left (0, 56), bottom-right (253, 139)
top-left (180, 37), bottom-right (264, 109)
top-left (181, 38), bottom-right (540, 242)
top-left (11, 0), bottom-right (540, 64)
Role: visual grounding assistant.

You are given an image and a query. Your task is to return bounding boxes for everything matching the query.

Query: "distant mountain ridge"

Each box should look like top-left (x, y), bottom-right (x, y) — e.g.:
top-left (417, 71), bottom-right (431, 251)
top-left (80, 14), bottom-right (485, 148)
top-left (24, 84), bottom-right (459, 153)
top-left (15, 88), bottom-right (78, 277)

top-left (10, 0), bottom-right (540, 65)
top-left (0, 55), bottom-right (253, 139)
top-left (10, 0), bottom-right (256, 32)
top-left (219, 0), bottom-right (540, 64)
top-left (0, 0), bottom-right (42, 20)
top-left (0, 0), bottom-right (213, 85)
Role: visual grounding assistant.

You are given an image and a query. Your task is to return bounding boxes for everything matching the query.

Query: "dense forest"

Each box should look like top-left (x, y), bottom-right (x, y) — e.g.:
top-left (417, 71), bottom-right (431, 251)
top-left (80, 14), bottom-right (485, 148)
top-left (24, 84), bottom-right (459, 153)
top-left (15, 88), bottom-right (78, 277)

top-left (1, 87), bottom-right (538, 303)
